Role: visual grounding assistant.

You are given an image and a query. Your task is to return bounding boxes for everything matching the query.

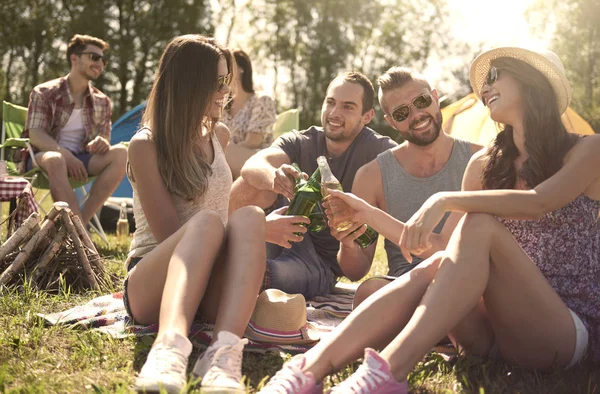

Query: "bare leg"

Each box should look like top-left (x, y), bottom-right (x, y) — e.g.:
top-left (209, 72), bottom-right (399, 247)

top-left (300, 253), bottom-right (446, 381)
top-left (197, 205), bottom-right (266, 339)
top-left (126, 210), bottom-right (226, 338)
top-left (353, 277), bottom-right (392, 309)
top-left (83, 144), bottom-right (127, 224)
top-left (382, 213), bottom-right (576, 380)
top-left (35, 151), bottom-right (83, 218)
top-left (229, 176), bottom-right (278, 215)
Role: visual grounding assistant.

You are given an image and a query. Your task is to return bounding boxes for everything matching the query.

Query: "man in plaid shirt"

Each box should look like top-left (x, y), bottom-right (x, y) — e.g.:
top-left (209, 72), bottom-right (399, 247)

top-left (24, 34), bottom-right (127, 225)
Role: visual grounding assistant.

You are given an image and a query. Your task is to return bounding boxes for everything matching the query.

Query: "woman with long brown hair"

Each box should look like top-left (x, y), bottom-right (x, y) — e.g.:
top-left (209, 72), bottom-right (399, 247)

top-left (124, 35), bottom-right (266, 393)
top-left (258, 47), bottom-right (599, 394)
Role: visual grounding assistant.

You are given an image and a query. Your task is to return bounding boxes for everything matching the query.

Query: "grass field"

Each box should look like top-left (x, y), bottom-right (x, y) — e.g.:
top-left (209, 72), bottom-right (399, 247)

top-left (0, 206), bottom-right (598, 393)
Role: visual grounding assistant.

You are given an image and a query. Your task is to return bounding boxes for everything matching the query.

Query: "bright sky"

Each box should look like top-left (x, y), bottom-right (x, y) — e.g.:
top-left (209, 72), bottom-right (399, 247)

top-left (446, 0), bottom-right (550, 48)
top-left (213, 0), bottom-right (554, 99)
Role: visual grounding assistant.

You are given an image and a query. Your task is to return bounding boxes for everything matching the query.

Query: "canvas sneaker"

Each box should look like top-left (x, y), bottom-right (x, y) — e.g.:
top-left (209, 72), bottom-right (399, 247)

top-left (257, 354), bottom-right (322, 394)
top-left (329, 348), bottom-right (409, 394)
top-left (193, 331), bottom-right (248, 393)
top-left (135, 331), bottom-right (192, 394)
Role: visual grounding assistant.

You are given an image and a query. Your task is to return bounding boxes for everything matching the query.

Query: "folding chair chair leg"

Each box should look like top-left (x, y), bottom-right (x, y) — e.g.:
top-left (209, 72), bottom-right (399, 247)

top-left (89, 212), bottom-right (108, 244)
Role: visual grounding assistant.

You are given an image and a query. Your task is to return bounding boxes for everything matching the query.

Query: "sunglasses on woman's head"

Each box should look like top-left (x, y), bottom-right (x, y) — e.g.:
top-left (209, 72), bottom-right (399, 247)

top-left (391, 93), bottom-right (433, 123)
top-left (79, 52), bottom-right (108, 67)
top-left (486, 67), bottom-right (500, 86)
top-left (217, 73), bottom-right (232, 92)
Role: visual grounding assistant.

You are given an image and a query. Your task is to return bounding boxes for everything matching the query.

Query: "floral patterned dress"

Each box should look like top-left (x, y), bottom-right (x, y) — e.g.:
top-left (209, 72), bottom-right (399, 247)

top-left (222, 94), bottom-right (277, 149)
top-left (499, 195), bottom-right (600, 361)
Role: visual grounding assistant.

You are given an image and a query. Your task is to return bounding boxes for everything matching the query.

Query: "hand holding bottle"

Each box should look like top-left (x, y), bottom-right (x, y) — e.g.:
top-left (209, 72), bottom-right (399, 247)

top-left (266, 206), bottom-right (310, 248)
top-left (322, 189), bottom-right (370, 227)
top-left (273, 164), bottom-right (304, 200)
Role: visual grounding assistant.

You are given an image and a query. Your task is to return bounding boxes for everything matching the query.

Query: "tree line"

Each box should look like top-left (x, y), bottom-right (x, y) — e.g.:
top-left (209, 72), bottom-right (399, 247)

top-left (1, 0), bottom-right (597, 138)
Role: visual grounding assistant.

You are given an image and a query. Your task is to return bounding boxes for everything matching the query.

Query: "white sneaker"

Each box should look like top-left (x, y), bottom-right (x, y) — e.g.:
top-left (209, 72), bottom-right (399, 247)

top-left (193, 331), bottom-right (248, 393)
top-left (135, 331), bottom-right (192, 394)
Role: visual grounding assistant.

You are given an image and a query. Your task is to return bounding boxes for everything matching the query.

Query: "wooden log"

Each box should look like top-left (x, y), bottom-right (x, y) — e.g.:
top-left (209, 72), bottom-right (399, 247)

top-left (58, 209), bottom-right (98, 290)
top-left (0, 213), bottom-right (58, 286)
top-left (0, 213), bottom-right (40, 261)
top-left (68, 212), bottom-right (102, 270)
top-left (31, 226), bottom-right (67, 282)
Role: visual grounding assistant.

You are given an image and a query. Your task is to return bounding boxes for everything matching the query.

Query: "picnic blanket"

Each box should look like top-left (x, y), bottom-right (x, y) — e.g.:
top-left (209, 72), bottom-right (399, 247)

top-left (38, 283), bottom-right (357, 354)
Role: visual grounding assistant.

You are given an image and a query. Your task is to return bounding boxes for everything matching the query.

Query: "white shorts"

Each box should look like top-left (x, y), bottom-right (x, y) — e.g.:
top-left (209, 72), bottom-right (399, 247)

top-left (489, 308), bottom-right (589, 368)
top-left (566, 309), bottom-right (589, 368)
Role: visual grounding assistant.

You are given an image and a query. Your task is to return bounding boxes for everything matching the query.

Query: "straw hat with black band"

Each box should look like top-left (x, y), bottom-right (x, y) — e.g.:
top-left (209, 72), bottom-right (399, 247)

top-left (469, 47), bottom-right (572, 115)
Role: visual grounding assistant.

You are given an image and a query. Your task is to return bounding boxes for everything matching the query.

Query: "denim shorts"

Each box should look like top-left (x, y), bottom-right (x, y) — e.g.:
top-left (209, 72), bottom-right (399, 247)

top-left (26, 150), bottom-right (93, 172)
top-left (264, 232), bottom-right (337, 299)
top-left (122, 257), bottom-right (143, 323)
top-left (263, 195), bottom-right (338, 299)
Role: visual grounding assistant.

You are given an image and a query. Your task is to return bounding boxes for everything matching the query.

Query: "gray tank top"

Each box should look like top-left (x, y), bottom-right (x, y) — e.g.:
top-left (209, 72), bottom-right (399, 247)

top-left (377, 139), bottom-right (473, 277)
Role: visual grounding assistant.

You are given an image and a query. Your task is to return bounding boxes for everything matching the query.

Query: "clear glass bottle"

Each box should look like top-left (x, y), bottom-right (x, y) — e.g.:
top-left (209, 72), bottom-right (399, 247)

top-left (317, 156), bottom-right (353, 232)
top-left (116, 201), bottom-right (129, 238)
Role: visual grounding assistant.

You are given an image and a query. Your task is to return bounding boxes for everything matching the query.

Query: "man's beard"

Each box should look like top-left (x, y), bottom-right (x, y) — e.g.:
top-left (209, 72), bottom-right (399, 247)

top-left (401, 112), bottom-right (442, 147)
top-left (324, 120), bottom-right (362, 142)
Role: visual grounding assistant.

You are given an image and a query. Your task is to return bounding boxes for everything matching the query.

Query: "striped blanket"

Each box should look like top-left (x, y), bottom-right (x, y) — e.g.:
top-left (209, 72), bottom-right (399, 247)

top-left (38, 283), bottom-right (357, 354)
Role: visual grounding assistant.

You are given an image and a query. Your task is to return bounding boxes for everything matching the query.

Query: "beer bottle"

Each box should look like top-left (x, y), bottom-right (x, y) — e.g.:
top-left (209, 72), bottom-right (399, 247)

top-left (317, 156), bottom-right (353, 232)
top-left (116, 201), bottom-right (130, 238)
top-left (290, 163), bottom-right (306, 192)
top-left (352, 225), bottom-right (378, 248)
top-left (286, 167), bottom-right (322, 219)
top-left (308, 202), bottom-right (328, 233)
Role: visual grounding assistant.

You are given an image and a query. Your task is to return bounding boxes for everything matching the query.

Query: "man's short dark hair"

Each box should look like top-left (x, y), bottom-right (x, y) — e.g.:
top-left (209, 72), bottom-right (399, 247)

top-left (336, 71), bottom-right (374, 114)
top-left (378, 67), bottom-right (431, 93)
top-left (66, 34), bottom-right (109, 67)
top-left (378, 67), bottom-right (432, 112)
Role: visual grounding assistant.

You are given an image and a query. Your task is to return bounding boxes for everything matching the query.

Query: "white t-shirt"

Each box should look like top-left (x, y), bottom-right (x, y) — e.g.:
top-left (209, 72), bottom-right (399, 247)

top-left (58, 109), bottom-right (86, 153)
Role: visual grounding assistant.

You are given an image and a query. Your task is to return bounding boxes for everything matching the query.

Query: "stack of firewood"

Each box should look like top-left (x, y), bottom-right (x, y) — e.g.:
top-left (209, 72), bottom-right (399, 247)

top-left (0, 202), bottom-right (106, 292)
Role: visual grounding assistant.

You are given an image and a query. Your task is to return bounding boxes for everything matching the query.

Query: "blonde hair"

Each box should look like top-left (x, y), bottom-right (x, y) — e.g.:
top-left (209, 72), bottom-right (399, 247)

top-left (142, 35), bottom-right (232, 200)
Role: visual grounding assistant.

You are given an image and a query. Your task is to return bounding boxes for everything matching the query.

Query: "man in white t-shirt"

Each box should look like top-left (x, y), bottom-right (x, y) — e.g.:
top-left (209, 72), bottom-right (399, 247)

top-left (24, 34), bottom-right (127, 225)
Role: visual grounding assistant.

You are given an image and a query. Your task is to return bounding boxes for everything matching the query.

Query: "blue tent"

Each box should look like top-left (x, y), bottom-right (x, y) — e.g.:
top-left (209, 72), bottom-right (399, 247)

top-left (110, 102), bottom-right (146, 197)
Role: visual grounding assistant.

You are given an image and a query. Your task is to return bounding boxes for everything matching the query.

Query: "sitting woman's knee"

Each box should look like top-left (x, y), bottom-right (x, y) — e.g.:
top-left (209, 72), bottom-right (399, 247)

top-left (229, 205), bottom-right (266, 233)
top-left (187, 210), bottom-right (225, 235)
top-left (461, 212), bottom-right (498, 231)
top-left (353, 278), bottom-right (390, 309)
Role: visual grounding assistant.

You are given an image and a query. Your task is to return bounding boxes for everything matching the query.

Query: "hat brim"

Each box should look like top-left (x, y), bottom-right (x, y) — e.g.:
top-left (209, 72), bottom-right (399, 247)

top-left (245, 321), bottom-right (320, 345)
top-left (469, 47), bottom-right (571, 114)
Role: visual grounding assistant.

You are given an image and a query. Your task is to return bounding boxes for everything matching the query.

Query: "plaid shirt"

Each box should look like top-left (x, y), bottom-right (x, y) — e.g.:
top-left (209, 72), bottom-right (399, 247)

top-left (24, 75), bottom-right (112, 146)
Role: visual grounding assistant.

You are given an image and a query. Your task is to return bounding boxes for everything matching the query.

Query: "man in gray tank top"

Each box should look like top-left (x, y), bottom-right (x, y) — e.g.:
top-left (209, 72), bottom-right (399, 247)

top-left (332, 67), bottom-right (482, 308)
top-left (229, 72), bottom-right (396, 298)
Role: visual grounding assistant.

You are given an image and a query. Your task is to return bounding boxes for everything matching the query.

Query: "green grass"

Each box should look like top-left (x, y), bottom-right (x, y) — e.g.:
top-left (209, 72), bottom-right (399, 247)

top-left (0, 220), bottom-right (598, 392)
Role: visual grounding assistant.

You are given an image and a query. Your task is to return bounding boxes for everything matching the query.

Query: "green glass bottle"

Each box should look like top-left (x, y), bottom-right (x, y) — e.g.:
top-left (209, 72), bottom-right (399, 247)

top-left (308, 202), bottom-right (328, 233)
top-left (352, 225), bottom-right (378, 248)
top-left (286, 167), bottom-right (322, 219)
top-left (290, 163), bottom-right (306, 192)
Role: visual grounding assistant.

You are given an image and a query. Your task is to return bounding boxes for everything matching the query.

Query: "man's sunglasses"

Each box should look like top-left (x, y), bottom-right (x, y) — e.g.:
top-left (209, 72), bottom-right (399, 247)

top-left (79, 52), bottom-right (108, 67)
top-left (486, 66), bottom-right (500, 86)
top-left (391, 93), bottom-right (433, 123)
top-left (217, 73), bottom-right (232, 92)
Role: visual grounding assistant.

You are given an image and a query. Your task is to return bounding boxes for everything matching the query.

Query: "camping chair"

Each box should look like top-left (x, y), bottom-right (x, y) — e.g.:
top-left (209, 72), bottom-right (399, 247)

top-left (272, 109), bottom-right (300, 139)
top-left (1, 100), bottom-right (108, 243)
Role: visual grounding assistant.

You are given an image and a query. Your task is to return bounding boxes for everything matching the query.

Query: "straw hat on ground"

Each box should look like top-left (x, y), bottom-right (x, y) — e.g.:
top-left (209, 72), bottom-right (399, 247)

top-left (245, 289), bottom-right (320, 345)
top-left (469, 47), bottom-right (572, 114)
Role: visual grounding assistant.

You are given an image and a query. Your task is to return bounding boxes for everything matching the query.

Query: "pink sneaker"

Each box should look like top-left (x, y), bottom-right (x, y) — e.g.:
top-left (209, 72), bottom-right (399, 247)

top-left (257, 354), bottom-right (323, 394)
top-left (329, 348), bottom-right (409, 394)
